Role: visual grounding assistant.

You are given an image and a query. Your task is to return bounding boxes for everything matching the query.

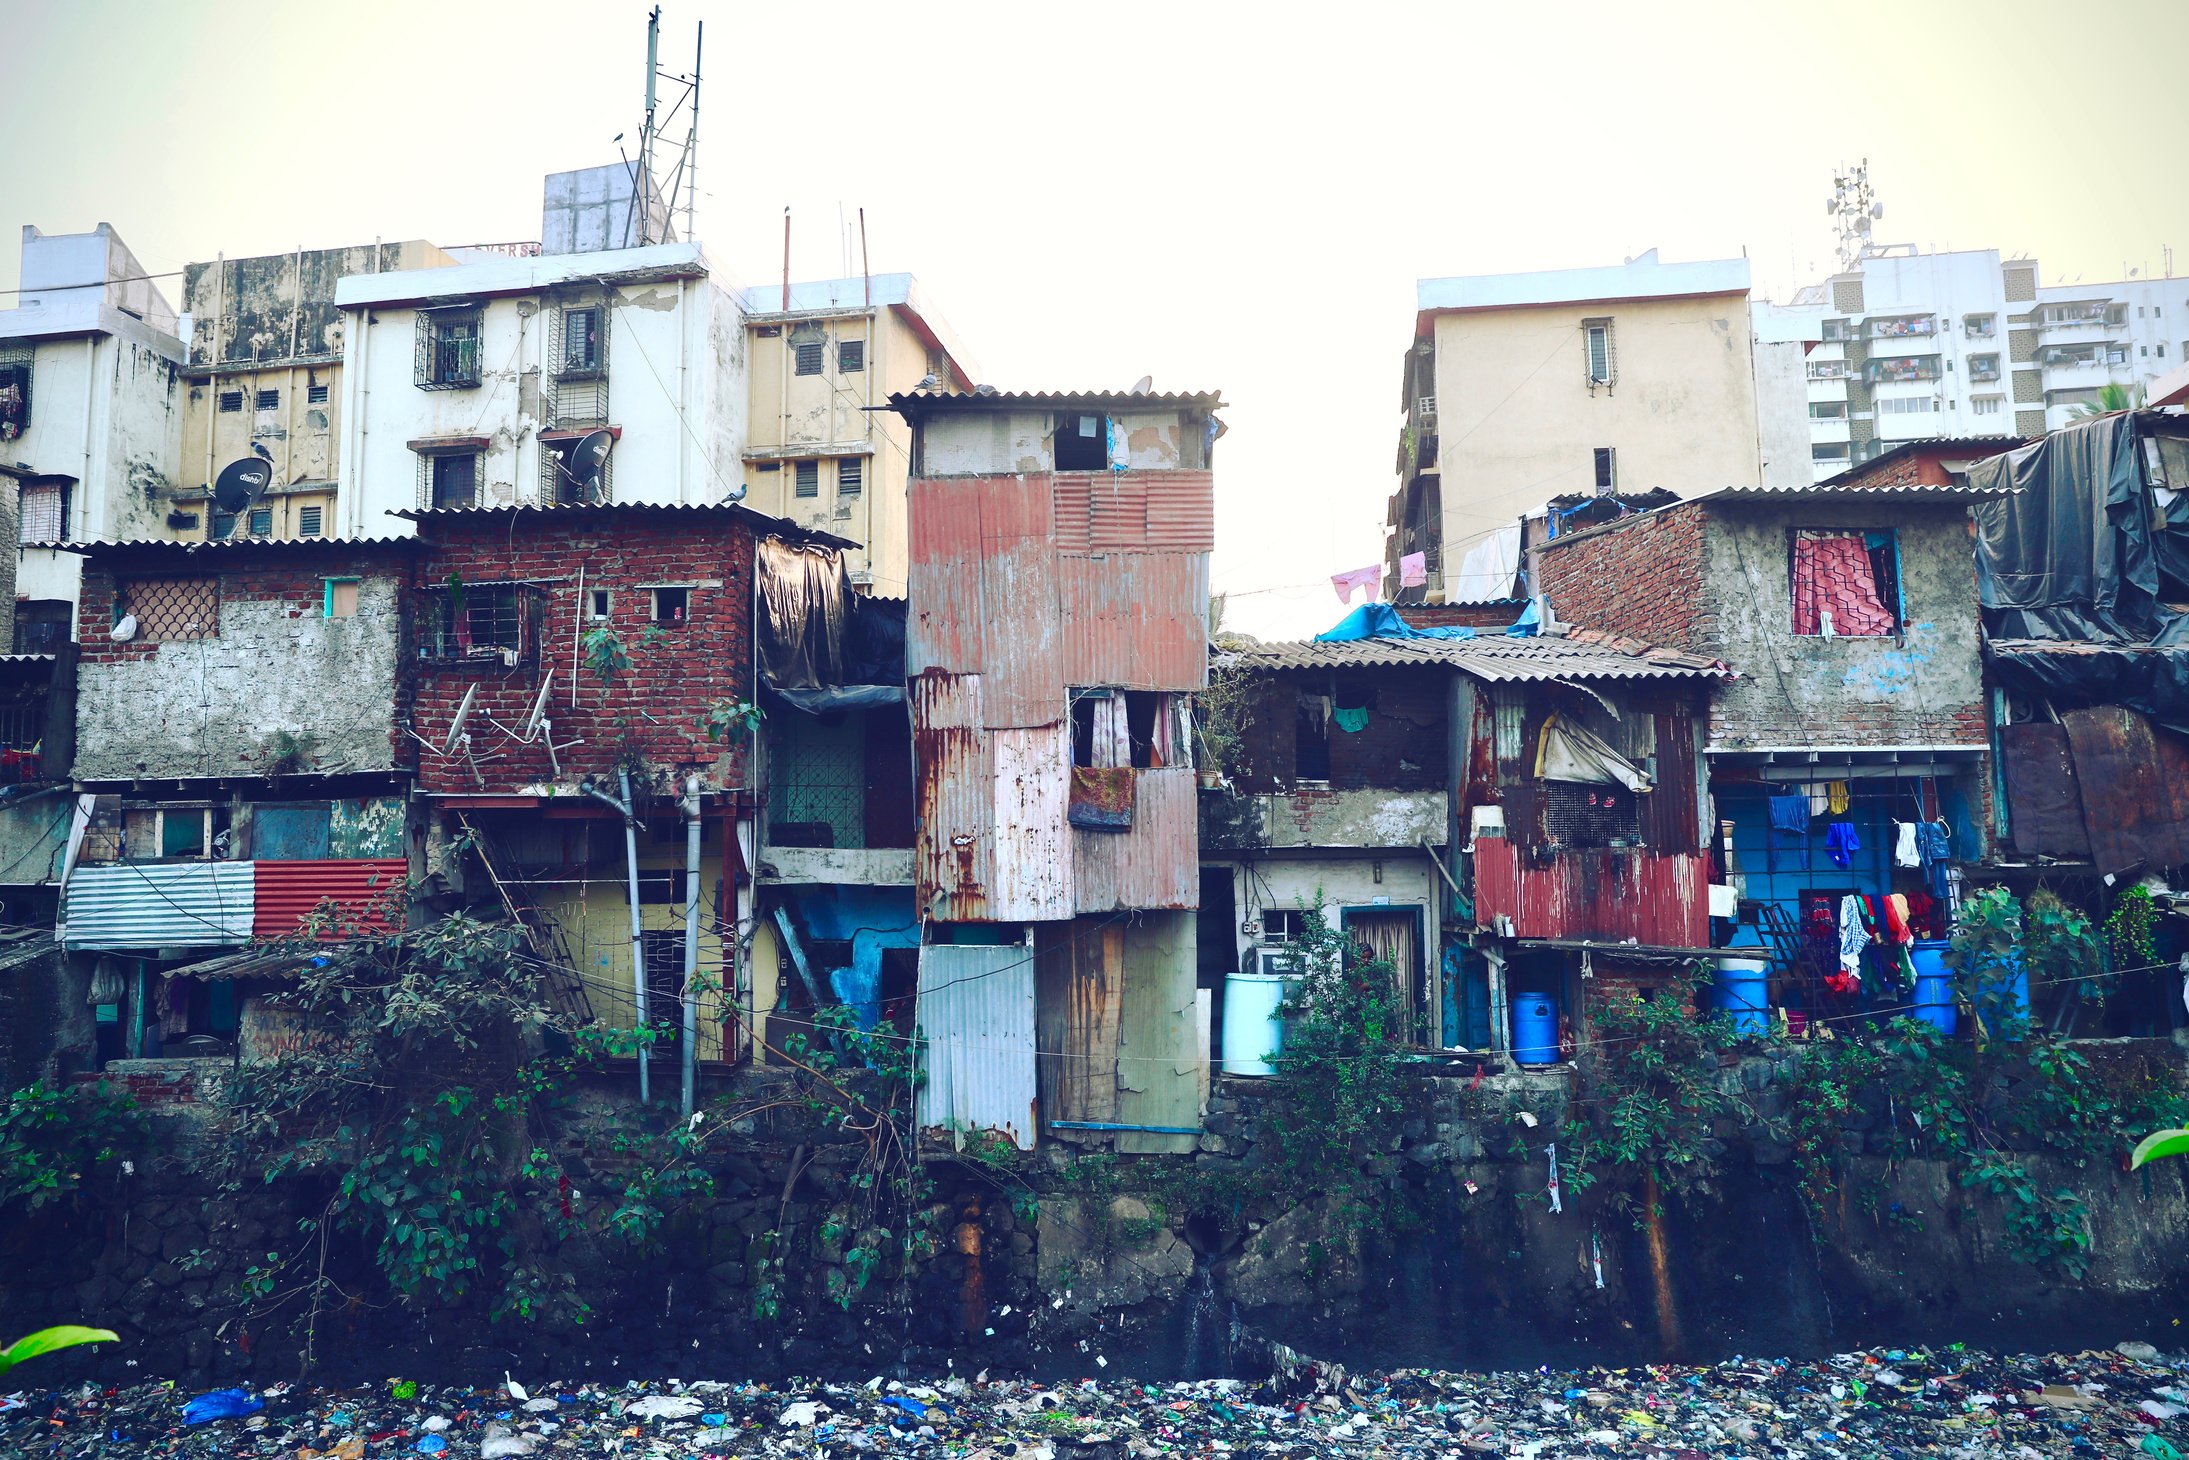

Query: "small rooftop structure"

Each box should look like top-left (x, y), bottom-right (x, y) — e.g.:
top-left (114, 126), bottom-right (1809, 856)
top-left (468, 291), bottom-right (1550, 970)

top-left (1221, 620), bottom-right (1731, 682)
top-left (1414, 247), bottom-right (1750, 332)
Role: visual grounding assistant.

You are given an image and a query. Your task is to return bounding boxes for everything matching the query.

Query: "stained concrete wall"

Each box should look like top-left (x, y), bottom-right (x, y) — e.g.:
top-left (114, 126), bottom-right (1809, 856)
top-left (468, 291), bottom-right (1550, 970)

top-left (1215, 854), bottom-right (1439, 987)
top-left (73, 574), bottom-right (404, 780)
top-left (1700, 500), bottom-right (1988, 751)
top-left (918, 407), bottom-right (1209, 477)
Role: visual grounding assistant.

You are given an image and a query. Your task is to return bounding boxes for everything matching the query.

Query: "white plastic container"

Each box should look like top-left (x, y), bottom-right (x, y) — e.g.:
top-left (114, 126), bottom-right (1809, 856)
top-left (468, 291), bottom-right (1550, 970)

top-left (1221, 971), bottom-right (1296, 1076)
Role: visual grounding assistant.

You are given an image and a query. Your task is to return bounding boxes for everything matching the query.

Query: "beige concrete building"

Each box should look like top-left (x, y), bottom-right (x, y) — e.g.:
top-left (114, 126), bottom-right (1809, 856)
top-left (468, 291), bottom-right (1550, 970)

top-left (178, 241), bottom-right (454, 541)
top-left (1390, 249), bottom-right (1798, 602)
top-left (739, 275), bottom-right (974, 594)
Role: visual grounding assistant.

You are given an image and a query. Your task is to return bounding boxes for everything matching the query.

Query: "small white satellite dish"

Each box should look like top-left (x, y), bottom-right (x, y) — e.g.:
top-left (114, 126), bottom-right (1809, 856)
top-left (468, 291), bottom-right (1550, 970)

top-left (522, 674), bottom-right (554, 739)
top-left (442, 683), bottom-right (480, 757)
top-left (1130, 375), bottom-right (1153, 394)
top-left (109, 613), bottom-right (138, 643)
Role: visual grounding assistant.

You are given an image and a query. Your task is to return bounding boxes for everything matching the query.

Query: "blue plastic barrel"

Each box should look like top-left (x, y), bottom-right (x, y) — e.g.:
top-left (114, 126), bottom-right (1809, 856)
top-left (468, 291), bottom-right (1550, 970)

top-left (1714, 948), bottom-right (1771, 1038)
top-left (1910, 938), bottom-right (1958, 1035)
top-left (1511, 994), bottom-right (1560, 1067)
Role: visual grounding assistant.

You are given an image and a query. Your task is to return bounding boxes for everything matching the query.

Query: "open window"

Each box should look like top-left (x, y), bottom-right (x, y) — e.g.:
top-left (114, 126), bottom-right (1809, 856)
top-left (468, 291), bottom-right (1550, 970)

top-left (0, 346), bottom-right (31, 438)
top-left (1790, 529), bottom-right (1900, 636)
top-left (1070, 689), bottom-right (1185, 770)
top-left (418, 583), bottom-right (534, 664)
top-left (416, 307), bottom-right (483, 390)
top-left (649, 586), bottom-right (689, 626)
top-left (1054, 412), bottom-right (1110, 471)
top-left (558, 305), bottom-right (603, 376)
top-left (1295, 688), bottom-right (1332, 783)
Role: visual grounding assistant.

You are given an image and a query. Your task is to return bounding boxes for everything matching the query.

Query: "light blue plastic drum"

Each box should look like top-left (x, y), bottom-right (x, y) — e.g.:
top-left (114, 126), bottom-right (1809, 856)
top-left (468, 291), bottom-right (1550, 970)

top-left (1714, 949), bottom-right (1771, 1038)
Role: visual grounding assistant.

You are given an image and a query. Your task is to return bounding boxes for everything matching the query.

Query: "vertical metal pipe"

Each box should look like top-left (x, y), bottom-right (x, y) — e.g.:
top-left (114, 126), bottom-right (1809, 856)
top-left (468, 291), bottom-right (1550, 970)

top-left (781, 209), bottom-right (791, 312)
top-left (620, 768), bottom-right (651, 1103)
top-left (681, 774), bottom-right (702, 1117)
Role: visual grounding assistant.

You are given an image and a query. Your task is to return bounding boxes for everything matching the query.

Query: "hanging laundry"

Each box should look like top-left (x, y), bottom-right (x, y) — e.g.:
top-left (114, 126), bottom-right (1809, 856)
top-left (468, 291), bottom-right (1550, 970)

top-left (1330, 565), bottom-right (1381, 605)
top-left (1399, 551), bottom-right (1428, 587)
top-left (1768, 793), bottom-right (1809, 834)
top-left (1838, 893), bottom-right (1871, 976)
top-left (1916, 821), bottom-right (1952, 899)
top-left (1883, 893), bottom-right (1912, 944)
top-left (1894, 820), bottom-right (1921, 868)
top-left (1546, 1143), bottom-right (1563, 1215)
top-left (1827, 780), bottom-right (1851, 815)
top-left (1332, 705), bottom-right (1369, 733)
top-left (1808, 785), bottom-right (1830, 818)
top-left (1826, 821), bottom-right (1861, 869)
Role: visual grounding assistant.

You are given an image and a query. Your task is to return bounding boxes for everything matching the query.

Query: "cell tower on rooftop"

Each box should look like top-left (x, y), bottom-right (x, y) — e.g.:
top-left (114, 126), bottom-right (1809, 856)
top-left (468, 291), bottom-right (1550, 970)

top-left (1827, 160), bottom-right (1884, 272)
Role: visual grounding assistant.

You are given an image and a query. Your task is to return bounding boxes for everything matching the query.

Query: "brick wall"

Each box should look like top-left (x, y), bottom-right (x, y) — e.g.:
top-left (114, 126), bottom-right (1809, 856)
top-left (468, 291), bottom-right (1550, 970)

top-left (411, 512), bottom-right (756, 795)
top-left (1399, 602), bottom-right (1526, 632)
top-left (1534, 504), bottom-right (1709, 653)
top-left (1230, 665), bottom-right (1447, 793)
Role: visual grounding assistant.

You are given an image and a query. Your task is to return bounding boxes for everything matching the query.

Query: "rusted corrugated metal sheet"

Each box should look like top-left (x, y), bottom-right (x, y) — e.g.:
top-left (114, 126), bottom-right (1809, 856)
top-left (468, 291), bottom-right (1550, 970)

top-left (1637, 711), bottom-right (1701, 852)
top-left (1115, 910), bottom-right (1201, 1155)
top-left (913, 671), bottom-right (993, 919)
top-left (976, 476), bottom-right (1063, 729)
top-left (916, 942), bottom-right (1038, 1150)
top-left (2000, 722), bottom-right (2091, 859)
top-left (1073, 767), bottom-right (1200, 912)
top-left (63, 862), bottom-right (256, 949)
top-left (1053, 473), bottom-right (1215, 552)
top-left (2059, 707), bottom-right (2189, 874)
top-left (991, 724), bottom-right (1074, 920)
top-left (1056, 553), bottom-right (1210, 691)
top-left (906, 477), bottom-right (988, 677)
top-left (253, 859), bottom-right (408, 938)
top-left (1036, 919), bottom-right (1123, 1133)
top-left (1472, 840), bottom-right (1709, 947)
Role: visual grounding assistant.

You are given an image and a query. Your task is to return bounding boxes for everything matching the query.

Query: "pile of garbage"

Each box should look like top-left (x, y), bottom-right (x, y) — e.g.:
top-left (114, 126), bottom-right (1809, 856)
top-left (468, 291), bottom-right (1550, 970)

top-left (5, 1342), bottom-right (2189, 1456)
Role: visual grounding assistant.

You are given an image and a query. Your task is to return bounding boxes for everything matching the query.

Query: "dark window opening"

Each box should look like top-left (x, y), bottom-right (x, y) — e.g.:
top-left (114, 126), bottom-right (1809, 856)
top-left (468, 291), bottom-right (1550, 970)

top-left (589, 589), bottom-right (612, 620)
top-left (210, 511), bottom-right (237, 540)
top-left (1261, 908), bottom-right (1306, 943)
top-left (1070, 689), bottom-right (1174, 769)
top-left (416, 309), bottom-right (483, 390)
top-left (12, 600), bottom-right (71, 656)
top-left (430, 452), bottom-right (478, 510)
top-left (837, 339), bottom-right (865, 373)
top-left (307, 383), bottom-right (330, 405)
top-left (1055, 413), bottom-right (1109, 471)
top-left (640, 929), bottom-right (686, 1052)
top-left (1540, 781), bottom-right (1641, 849)
top-left (650, 587), bottom-right (689, 625)
top-left (247, 506), bottom-right (273, 537)
top-left (560, 306), bottom-right (602, 375)
top-left (794, 460), bottom-right (819, 497)
top-left (543, 439), bottom-right (609, 504)
top-left (217, 390), bottom-right (244, 413)
top-left (1296, 690), bottom-right (1332, 782)
top-left (0, 348), bottom-right (32, 435)
top-left (419, 584), bottom-right (530, 662)
top-left (793, 340), bottom-right (824, 376)
top-left (255, 388), bottom-right (280, 411)
top-left (1593, 446), bottom-right (1617, 494)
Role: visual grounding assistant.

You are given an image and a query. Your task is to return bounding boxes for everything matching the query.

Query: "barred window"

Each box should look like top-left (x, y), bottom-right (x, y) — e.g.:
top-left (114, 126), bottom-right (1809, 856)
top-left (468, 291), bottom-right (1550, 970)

top-left (307, 383), bottom-right (330, 405)
top-left (13, 600), bottom-right (71, 656)
top-left (255, 388), bottom-right (280, 411)
top-left (416, 308), bottom-right (483, 390)
top-left (559, 306), bottom-right (602, 375)
top-left (419, 584), bottom-right (533, 663)
top-left (218, 390), bottom-right (244, 412)
top-left (794, 340), bottom-right (824, 376)
top-left (19, 479), bottom-right (68, 543)
top-left (838, 339), bottom-right (865, 373)
top-left (794, 460), bottom-right (819, 497)
top-left (116, 577), bottom-right (218, 642)
top-left (428, 452), bottom-right (478, 510)
top-left (0, 346), bottom-right (32, 438)
top-left (1582, 318), bottom-right (1616, 387)
top-left (248, 506), bottom-right (273, 537)
top-left (837, 457), bottom-right (863, 496)
top-left (297, 504), bottom-right (324, 536)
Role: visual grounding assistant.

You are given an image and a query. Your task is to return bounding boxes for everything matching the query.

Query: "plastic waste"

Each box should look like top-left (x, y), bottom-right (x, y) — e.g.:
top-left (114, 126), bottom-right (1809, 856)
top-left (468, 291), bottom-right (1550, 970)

top-left (181, 1388), bottom-right (263, 1424)
top-left (413, 1437), bottom-right (446, 1456)
top-left (2123, 1340), bottom-right (2165, 1363)
top-left (627, 1393), bottom-right (705, 1420)
top-left (478, 1423), bottom-right (535, 1459)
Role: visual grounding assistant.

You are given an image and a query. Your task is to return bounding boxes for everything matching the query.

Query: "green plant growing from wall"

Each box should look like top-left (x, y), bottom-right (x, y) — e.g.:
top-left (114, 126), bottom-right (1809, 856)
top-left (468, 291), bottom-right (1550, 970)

top-left (2105, 884), bottom-right (2158, 972)
top-left (1, 1081), bottom-right (144, 1215)
top-left (700, 698), bottom-right (763, 745)
top-left (1192, 664), bottom-right (1257, 783)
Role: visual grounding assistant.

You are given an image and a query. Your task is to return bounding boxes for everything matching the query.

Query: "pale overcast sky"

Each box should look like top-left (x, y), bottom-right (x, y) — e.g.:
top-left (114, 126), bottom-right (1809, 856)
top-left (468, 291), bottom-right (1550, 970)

top-left (4, 0), bottom-right (2186, 639)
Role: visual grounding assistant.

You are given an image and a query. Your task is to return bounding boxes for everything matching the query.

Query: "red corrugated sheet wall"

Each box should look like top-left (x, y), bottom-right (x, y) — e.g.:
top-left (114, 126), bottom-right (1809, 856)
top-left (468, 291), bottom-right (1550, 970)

top-left (253, 859), bottom-right (408, 938)
top-left (1471, 840), bottom-right (1708, 947)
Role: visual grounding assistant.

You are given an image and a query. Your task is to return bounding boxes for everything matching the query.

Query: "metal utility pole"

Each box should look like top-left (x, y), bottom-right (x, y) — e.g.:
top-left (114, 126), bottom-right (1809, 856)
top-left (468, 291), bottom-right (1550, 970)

top-left (680, 774), bottom-right (703, 1118)
top-left (585, 771), bottom-right (653, 1102)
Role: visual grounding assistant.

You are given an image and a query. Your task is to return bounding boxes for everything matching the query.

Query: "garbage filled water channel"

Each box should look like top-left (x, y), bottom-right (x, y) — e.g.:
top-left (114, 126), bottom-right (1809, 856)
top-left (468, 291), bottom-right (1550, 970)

top-left (11, 1342), bottom-right (2189, 1457)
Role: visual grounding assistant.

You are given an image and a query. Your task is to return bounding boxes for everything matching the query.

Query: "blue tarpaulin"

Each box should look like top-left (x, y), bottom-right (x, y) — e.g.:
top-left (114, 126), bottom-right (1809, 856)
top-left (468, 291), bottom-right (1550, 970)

top-left (1315, 603), bottom-right (1477, 642)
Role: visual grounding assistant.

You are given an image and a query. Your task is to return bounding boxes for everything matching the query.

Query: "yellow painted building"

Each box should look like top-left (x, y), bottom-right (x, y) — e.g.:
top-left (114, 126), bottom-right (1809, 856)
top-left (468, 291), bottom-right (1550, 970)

top-left (178, 241), bottom-right (453, 541)
top-left (740, 274), bottom-right (975, 595)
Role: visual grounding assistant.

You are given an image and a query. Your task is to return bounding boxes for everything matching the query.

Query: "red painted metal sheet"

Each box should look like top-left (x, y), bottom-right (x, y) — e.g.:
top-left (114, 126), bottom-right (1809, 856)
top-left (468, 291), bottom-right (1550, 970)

top-left (1073, 767), bottom-right (1200, 912)
top-left (977, 476), bottom-right (1063, 729)
top-left (1057, 552), bottom-right (1210, 691)
top-left (1471, 840), bottom-right (1708, 947)
top-left (912, 671), bottom-right (993, 920)
top-left (1054, 472), bottom-right (1214, 552)
top-left (906, 477), bottom-right (988, 676)
top-left (253, 859), bottom-right (408, 938)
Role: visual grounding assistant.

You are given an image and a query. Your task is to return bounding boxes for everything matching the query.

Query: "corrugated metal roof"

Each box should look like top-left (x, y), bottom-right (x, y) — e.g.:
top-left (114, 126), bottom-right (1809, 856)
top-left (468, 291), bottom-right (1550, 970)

top-left (60, 536), bottom-right (417, 557)
top-left (63, 861), bottom-right (256, 949)
top-left (1812, 436), bottom-right (2026, 489)
top-left (0, 930), bottom-right (57, 974)
top-left (253, 859), bottom-right (407, 938)
top-left (392, 501), bottom-right (858, 551)
top-left (1697, 480), bottom-right (2014, 503)
top-left (889, 389), bottom-right (1225, 416)
top-left (916, 942), bottom-right (1038, 1151)
top-left (1219, 628), bottom-right (1730, 682)
top-left (162, 945), bottom-right (326, 981)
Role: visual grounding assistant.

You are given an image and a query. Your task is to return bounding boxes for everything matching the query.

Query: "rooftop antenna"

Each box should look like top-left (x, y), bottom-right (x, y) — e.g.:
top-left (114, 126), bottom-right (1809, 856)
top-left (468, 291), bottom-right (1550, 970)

top-left (1826, 159), bottom-right (1883, 272)
top-left (628, 9), bottom-right (703, 246)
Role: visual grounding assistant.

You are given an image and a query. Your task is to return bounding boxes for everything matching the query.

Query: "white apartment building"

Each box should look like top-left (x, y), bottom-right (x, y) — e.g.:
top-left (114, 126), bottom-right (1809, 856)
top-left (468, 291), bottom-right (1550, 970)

top-left (1774, 247), bottom-right (2186, 481)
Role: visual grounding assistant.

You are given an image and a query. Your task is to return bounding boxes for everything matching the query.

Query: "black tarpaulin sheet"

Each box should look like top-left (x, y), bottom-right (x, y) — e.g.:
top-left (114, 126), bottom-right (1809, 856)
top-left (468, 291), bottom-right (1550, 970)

top-left (756, 537), bottom-right (850, 690)
top-left (1971, 413), bottom-right (2160, 641)
top-left (1987, 641), bottom-right (2189, 739)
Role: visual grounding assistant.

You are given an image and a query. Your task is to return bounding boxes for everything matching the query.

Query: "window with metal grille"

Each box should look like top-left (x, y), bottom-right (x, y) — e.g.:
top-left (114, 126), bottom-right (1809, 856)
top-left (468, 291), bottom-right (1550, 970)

top-left (19, 480), bottom-right (68, 543)
top-left (247, 506), bottom-right (273, 537)
top-left (218, 390), bottom-right (244, 412)
top-left (837, 457), bottom-right (863, 495)
top-left (297, 504), bottom-right (324, 536)
top-left (837, 339), bottom-right (865, 373)
top-left (793, 340), bottom-right (824, 376)
top-left (558, 306), bottom-right (603, 376)
top-left (0, 347), bottom-right (33, 437)
top-left (418, 584), bottom-right (532, 663)
top-left (116, 577), bottom-right (218, 641)
top-left (307, 383), bottom-right (330, 405)
top-left (255, 388), bottom-right (280, 411)
top-left (1540, 781), bottom-right (1640, 848)
top-left (767, 714), bottom-right (867, 849)
top-left (13, 600), bottom-right (70, 656)
top-left (1583, 318), bottom-right (1616, 386)
top-left (1593, 447), bottom-right (1616, 494)
top-left (415, 308), bottom-right (483, 390)
top-left (425, 452), bottom-right (478, 510)
top-left (0, 689), bottom-right (46, 752)
top-left (794, 460), bottom-right (819, 497)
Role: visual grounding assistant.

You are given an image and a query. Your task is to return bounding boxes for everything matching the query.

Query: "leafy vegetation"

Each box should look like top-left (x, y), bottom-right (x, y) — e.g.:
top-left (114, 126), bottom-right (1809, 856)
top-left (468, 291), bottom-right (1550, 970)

top-left (0, 1326), bottom-right (117, 1378)
top-left (1, 1080), bottom-right (144, 1214)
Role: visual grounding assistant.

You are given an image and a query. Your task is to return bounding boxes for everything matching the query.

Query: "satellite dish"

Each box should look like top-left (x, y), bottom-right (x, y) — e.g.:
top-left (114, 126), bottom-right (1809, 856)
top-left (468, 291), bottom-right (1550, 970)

top-left (213, 457), bottom-right (274, 516)
top-left (523, 674), bottom-right (554, 739)
top-left (1130, 375), bottom-right (1153, 394)
top-left (560, 429), bottom-right (615, 504)
top-left (442, 683), bottom-right (480, 757)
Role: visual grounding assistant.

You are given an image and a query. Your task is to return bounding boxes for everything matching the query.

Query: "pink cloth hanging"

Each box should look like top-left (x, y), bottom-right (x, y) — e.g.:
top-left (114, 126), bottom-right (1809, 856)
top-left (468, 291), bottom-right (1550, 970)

top-left (1399, 551), bottom-right (1428, 587)
top-left (1331, 564), bottom-right (1381, 604)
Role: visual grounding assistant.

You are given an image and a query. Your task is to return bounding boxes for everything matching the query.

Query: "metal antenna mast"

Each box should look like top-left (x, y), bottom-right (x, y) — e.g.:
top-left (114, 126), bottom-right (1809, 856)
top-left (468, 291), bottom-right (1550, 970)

top-left (1826, 159), bottom-right (1883, 272)
top-left (633, 8), bottom-right (703, 246)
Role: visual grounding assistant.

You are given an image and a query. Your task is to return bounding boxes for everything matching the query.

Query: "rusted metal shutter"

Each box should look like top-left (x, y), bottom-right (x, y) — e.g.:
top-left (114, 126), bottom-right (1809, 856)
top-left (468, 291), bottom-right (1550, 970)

top-left (1113, 910), bottom-right (1201, 1154)
top-left (990, 725), bottom-right (1073, 920)
top-left (913, 671), bottom-right (993, 921)
top-left (916, 942), bottom-right (1037, 1150)
top-left (2059, 707), bottom-right (2189, 874)
top-left (1638, 711), bottom-right (1701, 852)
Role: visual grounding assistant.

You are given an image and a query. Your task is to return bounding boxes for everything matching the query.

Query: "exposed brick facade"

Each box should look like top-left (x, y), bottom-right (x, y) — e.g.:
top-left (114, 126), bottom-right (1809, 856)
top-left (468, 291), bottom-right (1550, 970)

top-left (1398, 602), bottom-right (1527, 632)
top-left (410, 509), bottom-right (758, 795)
top-left (1228, 665), bottom-right (1449, 794)
top-left (1534, 505), bottom-right (1710, 655)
